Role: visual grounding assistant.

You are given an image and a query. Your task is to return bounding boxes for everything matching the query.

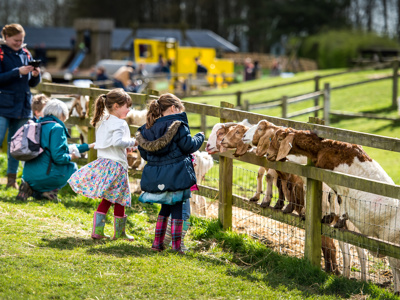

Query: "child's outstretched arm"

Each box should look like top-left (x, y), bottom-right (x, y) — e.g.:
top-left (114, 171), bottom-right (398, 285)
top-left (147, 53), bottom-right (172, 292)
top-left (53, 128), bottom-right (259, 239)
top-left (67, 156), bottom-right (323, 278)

top-left (111, 127), bottom-right (136, 148)
top-left (176, 126), bottom-right (205, 154)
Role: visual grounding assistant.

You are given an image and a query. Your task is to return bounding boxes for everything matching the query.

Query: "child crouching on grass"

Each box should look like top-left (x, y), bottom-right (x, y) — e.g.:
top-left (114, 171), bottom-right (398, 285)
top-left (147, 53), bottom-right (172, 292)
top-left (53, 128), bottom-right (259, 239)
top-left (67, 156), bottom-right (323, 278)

top-left (68, 88), bottom-right (136, 240)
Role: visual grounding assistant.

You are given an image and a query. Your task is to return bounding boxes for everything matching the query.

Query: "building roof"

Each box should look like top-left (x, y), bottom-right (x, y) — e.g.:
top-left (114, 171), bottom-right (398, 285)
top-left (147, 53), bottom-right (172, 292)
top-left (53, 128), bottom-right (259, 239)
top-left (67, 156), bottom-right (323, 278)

top-left (23, 27), bottom-right (239, 52)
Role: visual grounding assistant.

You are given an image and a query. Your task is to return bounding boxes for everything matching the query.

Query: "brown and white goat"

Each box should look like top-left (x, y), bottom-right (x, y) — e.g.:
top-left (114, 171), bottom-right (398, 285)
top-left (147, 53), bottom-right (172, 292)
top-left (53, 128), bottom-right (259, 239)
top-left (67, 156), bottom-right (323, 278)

top-left (267, 128), bottom-right (400, 293)
top-left (207, 121), bottom-right (281, 208)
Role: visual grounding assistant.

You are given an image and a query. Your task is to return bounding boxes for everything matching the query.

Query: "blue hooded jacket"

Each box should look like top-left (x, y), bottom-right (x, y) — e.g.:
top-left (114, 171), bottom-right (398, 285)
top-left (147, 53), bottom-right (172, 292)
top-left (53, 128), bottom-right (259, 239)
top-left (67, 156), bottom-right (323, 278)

top-left (136, 112), bottom-right (204, 193)
top-left (0, 44), bottom-right (41, 119)
top-left (22, 115), bottom-right (89, 192)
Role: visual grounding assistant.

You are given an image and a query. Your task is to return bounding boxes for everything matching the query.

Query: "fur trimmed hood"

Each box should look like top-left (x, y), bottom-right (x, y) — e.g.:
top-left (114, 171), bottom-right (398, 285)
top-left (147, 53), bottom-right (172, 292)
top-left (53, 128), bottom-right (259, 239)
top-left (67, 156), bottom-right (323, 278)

top-left (136, 120), bottom-right (182, 152)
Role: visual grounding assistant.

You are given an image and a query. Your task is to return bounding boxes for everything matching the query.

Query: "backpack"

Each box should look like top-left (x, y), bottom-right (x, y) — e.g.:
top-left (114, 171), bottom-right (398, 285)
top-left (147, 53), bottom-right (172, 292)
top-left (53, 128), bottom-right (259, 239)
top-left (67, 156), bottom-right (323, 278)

top-left (0, 46), bottom-right (31, 62)
top-left (10, 120), bottom-right (55, 161)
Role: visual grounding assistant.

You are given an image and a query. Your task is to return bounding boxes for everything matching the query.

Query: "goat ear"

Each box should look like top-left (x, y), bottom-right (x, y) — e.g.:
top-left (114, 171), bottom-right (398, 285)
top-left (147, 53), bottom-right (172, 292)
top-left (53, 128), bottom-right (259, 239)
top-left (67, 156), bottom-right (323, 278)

top-left (234, 140), bottom-right (250, 157)
top-left (276, 133), bottom-right (295, 161)
top-left (256, 134), bottom-right (269, 156)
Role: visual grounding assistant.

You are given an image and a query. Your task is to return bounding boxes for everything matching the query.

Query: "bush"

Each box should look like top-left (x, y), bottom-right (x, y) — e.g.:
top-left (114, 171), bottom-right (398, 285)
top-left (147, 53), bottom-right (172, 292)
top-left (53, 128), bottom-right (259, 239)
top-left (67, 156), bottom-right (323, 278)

top-left (298, 30), bottom-right (400, 69)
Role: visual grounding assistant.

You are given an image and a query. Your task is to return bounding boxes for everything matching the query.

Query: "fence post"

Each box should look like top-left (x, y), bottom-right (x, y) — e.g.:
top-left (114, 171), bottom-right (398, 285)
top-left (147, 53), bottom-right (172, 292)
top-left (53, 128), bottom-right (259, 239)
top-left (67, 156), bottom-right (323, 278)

top-left (186, 74), bottom-right (192, 97)
top-left (281, 96), bottom-right (288, 118)
top-left (243, 100), bottom-right (249, 111)
top-left (392, 60), bottom-right (399, 108)
top-left (218, 101), bottom-right (234, 230)
top-left (200, 102), bottom-right (207, 134)
top-left (87, 85), bottom-right (97, 163)
top-left (236, 91), bottom-right (242, 108)
top-left (304, 117), bottom-right (323, 268)
top-left (323, 83), bottom-right (330, 126)
top-left (314, 76), bottom-right (320, 117)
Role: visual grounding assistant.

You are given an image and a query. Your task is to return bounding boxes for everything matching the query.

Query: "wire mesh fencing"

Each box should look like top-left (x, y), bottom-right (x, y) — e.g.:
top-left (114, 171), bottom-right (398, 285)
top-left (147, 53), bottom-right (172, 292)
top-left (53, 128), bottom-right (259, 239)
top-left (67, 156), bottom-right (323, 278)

top-left (192, 159), bottom-right (396, 290)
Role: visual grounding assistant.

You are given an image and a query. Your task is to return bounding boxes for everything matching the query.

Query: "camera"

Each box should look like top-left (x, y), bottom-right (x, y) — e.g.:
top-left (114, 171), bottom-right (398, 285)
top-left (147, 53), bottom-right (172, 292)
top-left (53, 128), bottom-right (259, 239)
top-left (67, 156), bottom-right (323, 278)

top-left (28, 60), bottom-right (41, 68)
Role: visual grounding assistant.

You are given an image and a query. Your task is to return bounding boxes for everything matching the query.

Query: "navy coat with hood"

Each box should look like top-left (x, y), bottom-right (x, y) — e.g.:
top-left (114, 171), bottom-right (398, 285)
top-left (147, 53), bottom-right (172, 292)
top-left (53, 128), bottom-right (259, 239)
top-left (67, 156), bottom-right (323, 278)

top-left (0, 43), bottom-right (41, 119)
top-left (136, 112), bottom-right (204, 193)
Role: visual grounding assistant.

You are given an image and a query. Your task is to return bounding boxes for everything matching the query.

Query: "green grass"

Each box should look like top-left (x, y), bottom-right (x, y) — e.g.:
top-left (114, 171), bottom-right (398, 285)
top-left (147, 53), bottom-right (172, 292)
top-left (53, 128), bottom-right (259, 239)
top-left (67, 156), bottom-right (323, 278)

top-left (2, 68), bottom-right (400, 298)
top-left (1, 180), bottom-right (398, 299)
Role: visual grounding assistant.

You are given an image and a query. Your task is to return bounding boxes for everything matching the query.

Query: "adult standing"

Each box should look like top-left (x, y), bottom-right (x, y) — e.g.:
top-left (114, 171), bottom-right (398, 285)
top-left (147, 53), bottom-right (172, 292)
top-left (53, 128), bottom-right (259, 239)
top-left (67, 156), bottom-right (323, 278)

top-left (0, 23), bottom-right (41, 188)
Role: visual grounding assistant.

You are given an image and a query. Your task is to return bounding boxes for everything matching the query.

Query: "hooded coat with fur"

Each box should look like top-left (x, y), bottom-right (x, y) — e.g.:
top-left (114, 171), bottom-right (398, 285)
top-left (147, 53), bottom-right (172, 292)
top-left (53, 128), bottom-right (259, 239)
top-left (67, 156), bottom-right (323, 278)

top-left (136, 112), bottom-right (204, 193)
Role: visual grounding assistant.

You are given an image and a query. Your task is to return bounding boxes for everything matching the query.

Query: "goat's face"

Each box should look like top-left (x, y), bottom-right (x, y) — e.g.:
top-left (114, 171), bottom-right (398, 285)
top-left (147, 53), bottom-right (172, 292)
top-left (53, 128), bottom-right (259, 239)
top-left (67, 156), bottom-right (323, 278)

top-left (206, 124), bottom-right (227, 154)
top-left (205, 123), bottom-right (237, 154)
top-left (266, 128), bottom-right (294, 161)
top-left (255, 131), bottom-right (274, 157)
top-left (220, 124), bottom-right (248, 149)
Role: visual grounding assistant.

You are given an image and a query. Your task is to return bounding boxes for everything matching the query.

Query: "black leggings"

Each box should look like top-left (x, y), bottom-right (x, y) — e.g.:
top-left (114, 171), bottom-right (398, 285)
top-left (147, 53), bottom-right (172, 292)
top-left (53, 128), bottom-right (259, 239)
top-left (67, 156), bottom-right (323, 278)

top-left (159, 202), bottom-right (183, 219)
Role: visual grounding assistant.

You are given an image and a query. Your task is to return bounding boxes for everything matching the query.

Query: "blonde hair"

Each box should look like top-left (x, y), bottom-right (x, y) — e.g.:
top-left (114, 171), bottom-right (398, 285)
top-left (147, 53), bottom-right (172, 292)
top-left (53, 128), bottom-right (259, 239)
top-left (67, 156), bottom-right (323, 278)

top-left (146, 93), bottom-right (184, 129)
top-left (32, 94), bottom-right (50, 113)
top-left (1, 23), bottom-right (25, 39)
top-left (91, 88), bottom-right (132, 127)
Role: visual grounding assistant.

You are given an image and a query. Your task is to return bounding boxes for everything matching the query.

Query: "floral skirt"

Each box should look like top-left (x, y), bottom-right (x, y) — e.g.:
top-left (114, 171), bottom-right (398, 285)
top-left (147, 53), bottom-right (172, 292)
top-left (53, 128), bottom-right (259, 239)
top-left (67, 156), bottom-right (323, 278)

top-left (68, 158), bottom-right (131, 207)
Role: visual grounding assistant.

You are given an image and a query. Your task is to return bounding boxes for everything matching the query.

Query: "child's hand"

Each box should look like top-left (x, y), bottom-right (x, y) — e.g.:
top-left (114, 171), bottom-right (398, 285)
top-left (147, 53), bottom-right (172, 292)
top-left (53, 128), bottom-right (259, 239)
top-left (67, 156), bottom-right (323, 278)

top-left (70, 152), bottom-right (80, 160)
top-left (89, 143), bottom-right (95, 149)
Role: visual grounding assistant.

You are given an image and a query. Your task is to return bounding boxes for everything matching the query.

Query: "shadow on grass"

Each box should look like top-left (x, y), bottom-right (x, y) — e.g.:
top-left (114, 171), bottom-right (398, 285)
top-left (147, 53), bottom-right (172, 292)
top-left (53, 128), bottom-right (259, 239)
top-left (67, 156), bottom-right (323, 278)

top-left (39, 235), bottom-right (166, 258)
top-left (188, 217), bottom-right (400, 300)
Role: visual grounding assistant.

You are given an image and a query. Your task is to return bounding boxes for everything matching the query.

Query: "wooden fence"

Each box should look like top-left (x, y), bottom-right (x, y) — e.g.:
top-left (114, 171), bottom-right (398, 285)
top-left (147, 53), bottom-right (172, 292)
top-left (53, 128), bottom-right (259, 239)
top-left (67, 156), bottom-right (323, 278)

top-left (36, 82), bottom-right (400, 276)
top-left (187, 61), bottom-right (400, 112)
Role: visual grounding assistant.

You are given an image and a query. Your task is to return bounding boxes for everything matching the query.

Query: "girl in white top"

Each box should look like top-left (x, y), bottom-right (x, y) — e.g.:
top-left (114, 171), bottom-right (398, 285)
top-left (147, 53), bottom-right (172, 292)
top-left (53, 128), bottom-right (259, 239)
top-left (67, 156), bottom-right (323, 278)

top-left (68, 88), bottom-right (136, 241)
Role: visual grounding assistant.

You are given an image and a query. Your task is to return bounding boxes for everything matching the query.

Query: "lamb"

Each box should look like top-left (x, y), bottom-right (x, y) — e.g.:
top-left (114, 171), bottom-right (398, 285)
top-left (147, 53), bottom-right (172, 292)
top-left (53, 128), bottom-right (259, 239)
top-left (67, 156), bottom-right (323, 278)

top-left (125, 108), bottom-right (147, 127)
top-left (191, 151), bottom-right (214, 217)
top-left (266, 127), bottom-right (400, 293)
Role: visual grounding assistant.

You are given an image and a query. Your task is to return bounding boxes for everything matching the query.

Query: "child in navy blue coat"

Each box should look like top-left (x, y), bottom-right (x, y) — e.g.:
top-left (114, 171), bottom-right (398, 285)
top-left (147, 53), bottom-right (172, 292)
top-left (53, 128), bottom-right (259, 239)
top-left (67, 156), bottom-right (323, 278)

top-left (136, 93), bottom-right (204, 253)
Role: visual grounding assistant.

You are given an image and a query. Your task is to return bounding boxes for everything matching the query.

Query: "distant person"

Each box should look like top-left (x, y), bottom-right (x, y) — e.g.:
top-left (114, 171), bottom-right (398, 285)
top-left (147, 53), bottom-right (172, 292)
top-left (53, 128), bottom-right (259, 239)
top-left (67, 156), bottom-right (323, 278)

top-left (96, 66), bottom-right (109, 89)
top-left (31, 94), bottom-right (50, 122)
top-left (84, 30), bottom-right (91, 53)
top-left (252, 60), bottom-right (260, 79)
top-left (17, 99), bottom-right (93, 202)
top-left (154, 58), bottom-right (170, 74)
top-left (137, 63), bottom-right (148, 77)
top-left (270, 59), bottom-right (281, 77)
top-left (244, 57), bottom-right (254, 81)
top-left (113, 65), bottom-right (135, 92)
top-left (70, 36), bottom-right (76, 49)
top-left (68, 89), bottom-right (136, 241)
top-left (0, 23), bottom-right (41, 189)
top-left (195, 57), bottom-right (208, 75)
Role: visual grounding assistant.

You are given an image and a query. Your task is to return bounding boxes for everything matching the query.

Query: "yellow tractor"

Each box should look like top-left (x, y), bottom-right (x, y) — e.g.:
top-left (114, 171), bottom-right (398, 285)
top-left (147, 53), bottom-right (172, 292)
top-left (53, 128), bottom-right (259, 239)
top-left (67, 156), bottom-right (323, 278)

top-left (133, 38), bottom-right (234, 89)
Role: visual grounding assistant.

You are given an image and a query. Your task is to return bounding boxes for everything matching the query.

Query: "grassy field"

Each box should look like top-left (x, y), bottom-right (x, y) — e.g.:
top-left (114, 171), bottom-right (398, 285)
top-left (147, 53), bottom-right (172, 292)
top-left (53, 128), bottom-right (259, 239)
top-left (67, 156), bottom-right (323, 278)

top-left (1, 177), bottom-right (399, 299)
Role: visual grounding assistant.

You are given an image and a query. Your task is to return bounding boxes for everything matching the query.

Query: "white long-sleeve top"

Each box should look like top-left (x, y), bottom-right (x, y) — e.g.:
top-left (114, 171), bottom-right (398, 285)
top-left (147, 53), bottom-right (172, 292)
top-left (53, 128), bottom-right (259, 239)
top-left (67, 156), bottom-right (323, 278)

top-left (94, 114), bottom-right (136, 170)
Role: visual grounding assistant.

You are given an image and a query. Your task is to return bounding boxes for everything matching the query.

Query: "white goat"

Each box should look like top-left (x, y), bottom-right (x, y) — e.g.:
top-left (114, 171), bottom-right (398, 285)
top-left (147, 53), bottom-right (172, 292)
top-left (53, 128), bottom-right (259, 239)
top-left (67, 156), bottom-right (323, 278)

top-left (126, 108), bottom-right (147, 127)
top-left (190, 151), bottom-right (214, 217)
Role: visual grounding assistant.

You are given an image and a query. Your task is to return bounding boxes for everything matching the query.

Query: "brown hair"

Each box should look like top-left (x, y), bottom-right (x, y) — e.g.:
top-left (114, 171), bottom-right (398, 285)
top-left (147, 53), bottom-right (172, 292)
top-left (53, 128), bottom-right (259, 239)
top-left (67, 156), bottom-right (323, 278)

top-left (31, 94), bottom-right (50, 112)
top-left (146, 93), bottom-right (184, 129)
top-left (1, 23), bottom-right (25, 39)
top-left (91, 88), bottom-right (132, 127)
